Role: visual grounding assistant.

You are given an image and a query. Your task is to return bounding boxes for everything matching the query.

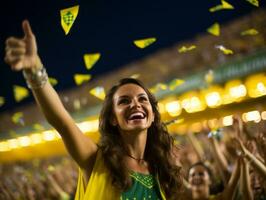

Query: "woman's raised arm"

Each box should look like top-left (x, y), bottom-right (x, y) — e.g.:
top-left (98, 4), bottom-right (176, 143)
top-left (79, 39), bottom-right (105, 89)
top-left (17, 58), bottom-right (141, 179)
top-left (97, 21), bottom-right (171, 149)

top-left (4, 20), bottom-right (98, 170)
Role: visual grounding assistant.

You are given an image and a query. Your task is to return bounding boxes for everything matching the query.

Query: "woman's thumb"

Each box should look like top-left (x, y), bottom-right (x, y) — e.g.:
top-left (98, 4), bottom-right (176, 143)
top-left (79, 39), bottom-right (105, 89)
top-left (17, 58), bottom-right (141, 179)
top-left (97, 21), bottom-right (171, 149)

top-left (22, 20), bottom-right (34, 38)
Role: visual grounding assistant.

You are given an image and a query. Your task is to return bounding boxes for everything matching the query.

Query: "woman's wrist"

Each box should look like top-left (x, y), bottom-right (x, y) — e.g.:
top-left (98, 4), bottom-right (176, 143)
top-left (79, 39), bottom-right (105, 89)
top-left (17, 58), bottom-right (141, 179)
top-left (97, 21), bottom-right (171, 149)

top-left (23, 63), bottom-right (48, 89)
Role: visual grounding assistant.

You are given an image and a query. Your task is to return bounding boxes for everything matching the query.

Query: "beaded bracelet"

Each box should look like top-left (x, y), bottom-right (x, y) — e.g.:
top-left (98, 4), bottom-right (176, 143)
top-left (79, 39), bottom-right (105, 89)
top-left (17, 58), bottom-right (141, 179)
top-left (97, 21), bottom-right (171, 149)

top-left (22, 67), bottom-right (48, 89)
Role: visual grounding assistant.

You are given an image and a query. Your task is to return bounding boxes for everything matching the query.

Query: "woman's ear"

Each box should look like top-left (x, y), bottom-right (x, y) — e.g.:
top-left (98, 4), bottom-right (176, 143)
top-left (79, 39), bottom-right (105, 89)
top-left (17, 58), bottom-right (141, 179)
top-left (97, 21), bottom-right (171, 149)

top-left (110, 115), bottom-right (118, 126)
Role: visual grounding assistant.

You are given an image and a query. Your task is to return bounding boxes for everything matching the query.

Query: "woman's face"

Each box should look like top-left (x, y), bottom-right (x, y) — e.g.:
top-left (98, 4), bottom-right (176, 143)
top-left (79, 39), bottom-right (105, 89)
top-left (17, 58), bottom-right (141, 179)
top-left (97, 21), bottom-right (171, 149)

top-left (188, 165), bottom-right (211, 190)
top-left (112, 83), bottom-right (154, 133)
top-left (250, 171), bottom-right (264, 197)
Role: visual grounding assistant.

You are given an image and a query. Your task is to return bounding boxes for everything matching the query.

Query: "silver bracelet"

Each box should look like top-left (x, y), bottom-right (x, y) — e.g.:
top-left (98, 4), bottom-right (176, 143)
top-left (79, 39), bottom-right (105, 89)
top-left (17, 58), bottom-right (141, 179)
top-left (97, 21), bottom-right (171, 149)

top-left (22, 67), bottom-right (48, 89)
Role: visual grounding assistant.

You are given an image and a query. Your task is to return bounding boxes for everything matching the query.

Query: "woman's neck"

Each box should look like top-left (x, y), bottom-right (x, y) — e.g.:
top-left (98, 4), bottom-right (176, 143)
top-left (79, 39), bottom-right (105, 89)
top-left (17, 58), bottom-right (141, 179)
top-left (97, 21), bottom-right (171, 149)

top-left (121, 130), bottom-right (147, 160)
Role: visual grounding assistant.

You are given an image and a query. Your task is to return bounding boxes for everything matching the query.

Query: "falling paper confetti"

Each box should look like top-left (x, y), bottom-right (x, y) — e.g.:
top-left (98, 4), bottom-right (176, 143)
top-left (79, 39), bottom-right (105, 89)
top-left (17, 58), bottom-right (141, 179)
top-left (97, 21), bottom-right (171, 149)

top-left (130, 74), bottom-right (140, 79)
top-left (74, 74), bottom-right (91, 85)
top-left (33, 123), bottom-right (45, 131)
top-left (241, 29), bottom-right (259, 36)
top-left (13, 85), bottom-right (29, 102)
top-left (83, 53), bottom-right (101, 70)
top-left (90, 86), bottom-right (106, 100)
top-left (133, 37), bottom-right (157, 49)
top-left (207, 23), bottom-right (220, 36)
top-left (169, 79), bottom-right (185, 90)
top-left (49, 77), bottom-right (58, 86)
top-left (245, 0), bottom-right (259, 7)
top-left (209, 0), bottom-right (234, 12)
top-left (12, 112), bottom-right (24, 125)
top-left (60, 5), bottom-right (79, 35)
top-left (178, 45), bottom-right (196, 53)
top-left (150, 83), bottom-right (168, 94)
top-left (0, 96), bottom-right (5, 107)
top-left (205, 70), bottom-right (214, 84)
top-left (215, 45), bottom-right (233, 55)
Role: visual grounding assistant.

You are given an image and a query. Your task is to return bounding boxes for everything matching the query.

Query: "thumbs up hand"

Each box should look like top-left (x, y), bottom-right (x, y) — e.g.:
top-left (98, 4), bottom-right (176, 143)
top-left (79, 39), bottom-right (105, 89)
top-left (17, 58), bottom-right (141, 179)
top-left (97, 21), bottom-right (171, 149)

top-left (5, 20), bottom-right (43, 71)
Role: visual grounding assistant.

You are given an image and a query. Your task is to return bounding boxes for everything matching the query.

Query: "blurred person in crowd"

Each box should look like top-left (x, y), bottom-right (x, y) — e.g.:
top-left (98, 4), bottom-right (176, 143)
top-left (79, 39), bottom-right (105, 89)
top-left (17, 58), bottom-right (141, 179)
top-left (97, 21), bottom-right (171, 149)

top-left (187, 159), bottom-right (241, 200)
top-left (4, 20), bottom-right (183, 200)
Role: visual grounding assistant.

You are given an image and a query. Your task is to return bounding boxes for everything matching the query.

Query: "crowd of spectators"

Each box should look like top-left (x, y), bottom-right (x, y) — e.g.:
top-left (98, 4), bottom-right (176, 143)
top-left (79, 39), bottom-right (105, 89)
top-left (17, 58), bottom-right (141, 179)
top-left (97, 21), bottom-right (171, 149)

top-left (1, 116), bottom-right (266, 200)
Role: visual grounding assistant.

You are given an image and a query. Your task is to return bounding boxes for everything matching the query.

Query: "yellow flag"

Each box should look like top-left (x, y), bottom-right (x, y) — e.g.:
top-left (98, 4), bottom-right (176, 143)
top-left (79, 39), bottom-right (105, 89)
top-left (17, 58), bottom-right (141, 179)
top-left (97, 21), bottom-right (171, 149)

top-left (209, 0), bottom-right (234, 12)
top-left (49, 77), bottom-right (58, 86)
top-left (12, 112), bottom-right (24, 125)
top-left (178, 45), bottom-right (196, 53)
top-left (13, 85), bottom-right (29, 102)
top-left (241, 29), bottom-right (259, 36)
top-left (74, 74), bottom-right (91, 85)
top-left (215, 45), bottom-right (233, 55)
top-left (90, 86), bottom-right (106, 100)
top-left (169, 79), bottom-right (185, 90)
top-left (245, 0), bottom-right (259, 7)
top-left (133, 37), bottom-right (157, 49)
top-left (221, 0), bottom-right (234, 9)
top-left (83, 53), bottom-right (101, 70)
top-left (60, 5), bottom-right (79, 35)
top-left (0, 96), bottom-right (5, 107)
top-left (207, 23), bottom-right (220, 36)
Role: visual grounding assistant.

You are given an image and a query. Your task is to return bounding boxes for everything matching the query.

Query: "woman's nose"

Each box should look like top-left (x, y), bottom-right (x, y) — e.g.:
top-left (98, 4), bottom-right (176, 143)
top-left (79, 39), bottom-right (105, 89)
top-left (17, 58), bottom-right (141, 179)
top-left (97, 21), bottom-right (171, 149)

top-left (131, 99), bottom-right (141, 108)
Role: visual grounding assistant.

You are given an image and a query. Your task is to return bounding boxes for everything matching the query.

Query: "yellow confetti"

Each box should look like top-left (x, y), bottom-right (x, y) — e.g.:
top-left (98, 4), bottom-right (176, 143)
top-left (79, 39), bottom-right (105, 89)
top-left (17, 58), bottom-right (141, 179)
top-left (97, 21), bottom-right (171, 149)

top-left (157, 83), bottom-right (168, 90)
top-left (32, 123), bottom-right (45, 131)
top-left (245, 0), bottom-right (259, 7)
top-left (74, 74), bottom-right (91, 85)
top-left (133, 37), bottom-right (157, 49)
top-left (49, 77), bottom-right (58, 86)
top-left (60, 5), bottom-right (79, 35)
top-left (241, 28), bottom-right (259, 36)
top-left (12, 112), bottom-right (24, 125)
top-left (207, 23), bottom-right (220, 36)
top-left (205, 70), bottom-right (214, 84)
top-left (209, 0), bottom-right (234, 12)
top-left (0, 96), bottom-right (5, 107)
top-left (215, 45), bottom-right (233, 55)
top-left (83, 53), bottom-right (101, 70)
top-left (178, 45), bottom-right (196, 53)
top-left (130, 74), bottom-right (140, 79)
top-left (169, 79), bottom-right (185, 90)
top-left (13, 85), bottom-right (29, 102)
top-left (150, 83), bottom-right (168, 93)
top-left (90, 86), bottom-right (106, 100)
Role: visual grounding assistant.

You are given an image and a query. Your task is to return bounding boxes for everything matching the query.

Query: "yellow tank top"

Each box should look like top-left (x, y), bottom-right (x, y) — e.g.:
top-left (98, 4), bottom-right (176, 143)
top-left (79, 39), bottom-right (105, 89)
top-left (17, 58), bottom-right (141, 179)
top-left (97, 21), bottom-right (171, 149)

top-left (74, 151), bottom-right (166, 200)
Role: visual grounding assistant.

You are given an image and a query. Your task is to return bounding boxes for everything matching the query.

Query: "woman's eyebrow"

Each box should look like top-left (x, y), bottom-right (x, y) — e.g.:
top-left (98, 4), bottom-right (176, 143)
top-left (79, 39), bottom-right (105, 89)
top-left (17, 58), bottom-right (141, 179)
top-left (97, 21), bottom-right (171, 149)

top-left (138, 93), bottom-right (147, 97)
top-left (117, 95), bottom-right (129, 99)
top-left (118, 93), bottom-right (147, 99)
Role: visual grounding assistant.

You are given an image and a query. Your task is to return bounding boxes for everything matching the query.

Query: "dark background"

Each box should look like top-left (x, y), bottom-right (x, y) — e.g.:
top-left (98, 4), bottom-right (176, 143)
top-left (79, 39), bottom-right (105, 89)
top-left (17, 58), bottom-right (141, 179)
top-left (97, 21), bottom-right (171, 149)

top-left (0, 0), bottom-right (263, 113)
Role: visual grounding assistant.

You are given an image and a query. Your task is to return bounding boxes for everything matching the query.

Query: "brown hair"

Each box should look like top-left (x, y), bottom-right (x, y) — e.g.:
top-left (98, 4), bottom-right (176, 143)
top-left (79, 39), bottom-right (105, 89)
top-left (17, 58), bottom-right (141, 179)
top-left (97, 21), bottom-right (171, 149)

top-left (99, 78), bottom-right (183, 199)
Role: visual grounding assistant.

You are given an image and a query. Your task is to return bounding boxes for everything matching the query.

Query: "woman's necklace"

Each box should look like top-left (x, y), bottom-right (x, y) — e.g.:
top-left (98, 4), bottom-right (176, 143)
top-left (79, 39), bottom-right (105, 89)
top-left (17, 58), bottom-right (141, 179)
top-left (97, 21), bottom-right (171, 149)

top-left (126, 154), bottom-right (145, 163)
top-left (126, 153), bottom-right (146, 165)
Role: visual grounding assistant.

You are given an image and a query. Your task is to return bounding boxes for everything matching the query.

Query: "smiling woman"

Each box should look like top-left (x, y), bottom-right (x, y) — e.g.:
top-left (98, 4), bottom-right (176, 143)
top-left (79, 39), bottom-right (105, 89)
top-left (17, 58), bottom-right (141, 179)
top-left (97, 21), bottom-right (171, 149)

top-left (4, 20), bottom-right (183, 199)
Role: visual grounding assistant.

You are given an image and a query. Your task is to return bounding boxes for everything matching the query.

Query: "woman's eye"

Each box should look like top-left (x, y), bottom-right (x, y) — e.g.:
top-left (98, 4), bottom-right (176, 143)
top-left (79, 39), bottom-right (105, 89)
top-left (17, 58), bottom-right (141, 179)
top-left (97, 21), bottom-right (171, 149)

top-left (118, 99), bottom-right (130, 104)
top-left (139, 96), bottom-right (148, 101)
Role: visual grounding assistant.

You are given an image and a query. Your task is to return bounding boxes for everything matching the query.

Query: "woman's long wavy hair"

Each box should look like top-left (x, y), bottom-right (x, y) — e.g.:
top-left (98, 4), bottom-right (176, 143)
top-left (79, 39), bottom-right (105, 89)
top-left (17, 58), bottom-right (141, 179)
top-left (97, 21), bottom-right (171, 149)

top-left (98, 78), bottom-right (183, 199)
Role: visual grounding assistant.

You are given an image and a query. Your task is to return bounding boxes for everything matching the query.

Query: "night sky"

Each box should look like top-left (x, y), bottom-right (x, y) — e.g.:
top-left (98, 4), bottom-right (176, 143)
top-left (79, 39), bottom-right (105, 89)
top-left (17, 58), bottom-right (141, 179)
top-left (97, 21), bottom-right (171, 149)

top-left (0, 0), bottom-right (263, 113)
